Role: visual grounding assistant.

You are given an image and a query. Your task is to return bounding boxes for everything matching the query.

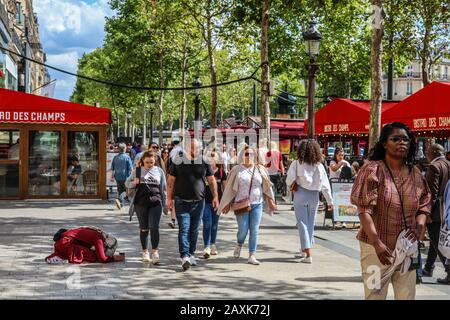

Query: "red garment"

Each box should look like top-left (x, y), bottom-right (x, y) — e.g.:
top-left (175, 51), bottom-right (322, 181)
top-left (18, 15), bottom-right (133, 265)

top-left (266, 150), bottom-right (282, 174)
top-left (46, 228), bottom-right (113, 264)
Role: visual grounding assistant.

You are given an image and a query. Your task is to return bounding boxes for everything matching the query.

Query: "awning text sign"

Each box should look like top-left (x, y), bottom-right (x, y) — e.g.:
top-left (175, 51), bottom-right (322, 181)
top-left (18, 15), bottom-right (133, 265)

top-left (0, 111), bottom-right (66, 123)
top-left (412, 117), bottom-right (450, 130)
top-left (324, 123), bottom-right (350, 133)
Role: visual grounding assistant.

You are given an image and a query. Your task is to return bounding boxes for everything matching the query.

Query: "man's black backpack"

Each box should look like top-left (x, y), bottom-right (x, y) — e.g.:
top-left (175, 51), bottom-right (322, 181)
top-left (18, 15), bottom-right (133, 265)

top-left (339, 165), bottom-right (353, 180)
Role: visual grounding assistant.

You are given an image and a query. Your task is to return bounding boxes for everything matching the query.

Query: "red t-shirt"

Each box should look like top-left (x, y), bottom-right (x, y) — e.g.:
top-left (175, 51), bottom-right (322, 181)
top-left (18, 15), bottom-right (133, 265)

top-left (266, 150), bottom-right (282, 174)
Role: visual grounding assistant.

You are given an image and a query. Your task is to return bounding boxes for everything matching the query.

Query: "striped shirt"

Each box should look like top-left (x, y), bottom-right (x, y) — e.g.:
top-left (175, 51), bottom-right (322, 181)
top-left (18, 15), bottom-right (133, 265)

top-left (351, 160), bottom-right (431, 251)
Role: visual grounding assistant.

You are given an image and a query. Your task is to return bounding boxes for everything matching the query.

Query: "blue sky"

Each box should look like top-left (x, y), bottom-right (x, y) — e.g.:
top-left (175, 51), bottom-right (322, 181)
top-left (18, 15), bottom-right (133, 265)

top-left (34, 0), bottom-right (113, 101)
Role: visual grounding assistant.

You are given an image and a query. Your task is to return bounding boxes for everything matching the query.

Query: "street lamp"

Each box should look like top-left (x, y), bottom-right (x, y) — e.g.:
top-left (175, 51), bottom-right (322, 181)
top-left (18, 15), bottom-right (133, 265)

top-left (126, 111), bottom-right (132, 138)
top-left (192, 76), bottom-right (202, 126)
top-left (303, 21), bottom-right (322, 139)
top-left (149, 95), bottom-right (156, 144)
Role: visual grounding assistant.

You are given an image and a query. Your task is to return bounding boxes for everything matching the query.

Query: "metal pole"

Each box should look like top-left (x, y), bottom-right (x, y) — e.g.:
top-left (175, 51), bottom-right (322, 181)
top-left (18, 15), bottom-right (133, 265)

top-left (194, 95), bottom-right (200, 122)
top-left (253, 83), bottom-right (257, 116)
top-left (143, 100), bottom-right (147, 146)
top-left (307, 59), bottom-right (318, 139)
top-left (150, 109), bottom-right (154, 144)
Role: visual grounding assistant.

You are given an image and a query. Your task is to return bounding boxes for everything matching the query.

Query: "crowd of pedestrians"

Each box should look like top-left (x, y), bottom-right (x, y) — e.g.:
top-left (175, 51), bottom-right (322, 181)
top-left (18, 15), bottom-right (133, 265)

top-left (105, 123), bottom-right (450, 300)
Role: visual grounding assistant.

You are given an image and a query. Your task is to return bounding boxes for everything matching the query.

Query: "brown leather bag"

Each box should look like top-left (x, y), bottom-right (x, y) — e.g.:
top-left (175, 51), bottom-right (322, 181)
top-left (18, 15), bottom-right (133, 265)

top-left (232, 166), bottom-right (256, 214)
top-left (290, 160), bottom-right (298, 192)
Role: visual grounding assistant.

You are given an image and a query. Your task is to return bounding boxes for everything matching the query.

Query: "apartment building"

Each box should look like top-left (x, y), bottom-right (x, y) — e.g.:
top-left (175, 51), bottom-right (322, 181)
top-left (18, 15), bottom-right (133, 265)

top-left (383, 57), bottom-right (450, 100)
top-left (0, 0), bottom-right (49, 94)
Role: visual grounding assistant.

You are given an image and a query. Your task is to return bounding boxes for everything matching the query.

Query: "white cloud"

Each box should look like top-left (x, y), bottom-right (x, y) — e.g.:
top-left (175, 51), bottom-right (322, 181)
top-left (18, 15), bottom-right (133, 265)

top-left (46, 51), bottom-right (79, 72)
top-left (33, 0), bottom-right (113, 100)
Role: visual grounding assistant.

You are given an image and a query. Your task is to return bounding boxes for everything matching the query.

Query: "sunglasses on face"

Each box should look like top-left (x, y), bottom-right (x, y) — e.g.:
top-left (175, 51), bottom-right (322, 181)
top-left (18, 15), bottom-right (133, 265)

top-left (151, 146), bottom-right (159, 149)
top-left (388, 136), bottom-right (411, 144)
top-left (245, 152), bottom-right (254, 157)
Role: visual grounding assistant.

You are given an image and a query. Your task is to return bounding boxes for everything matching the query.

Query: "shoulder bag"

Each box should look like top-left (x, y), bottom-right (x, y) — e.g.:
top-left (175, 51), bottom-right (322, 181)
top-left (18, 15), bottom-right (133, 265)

top-left (290, 160), bottom-right (299, 192)
top-left (232, 166), bottom-right (256, 214)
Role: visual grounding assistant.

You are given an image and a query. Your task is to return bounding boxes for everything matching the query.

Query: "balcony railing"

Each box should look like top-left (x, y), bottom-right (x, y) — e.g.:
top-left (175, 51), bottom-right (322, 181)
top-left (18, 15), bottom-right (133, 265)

top-left (398, 72), bottom-right (422, 78)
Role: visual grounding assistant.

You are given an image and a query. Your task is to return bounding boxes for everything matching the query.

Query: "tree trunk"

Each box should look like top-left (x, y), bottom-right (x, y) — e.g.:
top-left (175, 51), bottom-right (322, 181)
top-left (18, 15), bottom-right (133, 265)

top-left (368, 0), bottom-right (384, 150)
top-left (421, 22), bottom-right (432, 86)
top-left (179, 42), bottom-right (188, 135)
top-left (260, 0), bottom-right (270, 147)
top-left (158, 57), bottom-right (165, 145)
top-left (206, 2), bottom-right (218, 129)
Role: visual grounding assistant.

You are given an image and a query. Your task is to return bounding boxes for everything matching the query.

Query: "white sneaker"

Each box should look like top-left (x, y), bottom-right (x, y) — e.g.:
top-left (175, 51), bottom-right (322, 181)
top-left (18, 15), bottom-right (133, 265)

top-left (115, 199), bottom-right (122, 210)
top-left (46, 256), bottom-right (67, 264)
top-left (190, 255), bottom-right (197, 266)
top-left (203, 247), bottom-right (211, 259)
top-left (181, 256), bottom-right (191, 270)
top-left (301, 256), bottom-right (312, 264)
top-left (211, 244), bottom-right (218, 255)
top-left (233, 244), bottom-right (242, 258)
top-left (142, 251), bottom-right (151, 262)
top-left (151, 252), bottom-right (160, 265)
top-left (248, 256), bottom-right (261, 265)
top-left (297, 252), bottom-right (307, 259)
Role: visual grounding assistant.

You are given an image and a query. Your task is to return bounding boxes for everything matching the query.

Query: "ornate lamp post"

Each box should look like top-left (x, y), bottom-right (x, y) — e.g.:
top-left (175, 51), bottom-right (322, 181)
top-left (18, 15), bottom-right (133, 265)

top-left (192, 76), bottom-right (202, 128)
top-left (303, 21), bottom-right (322, 139)
top-left (149, 95), bottom-right (156, 145)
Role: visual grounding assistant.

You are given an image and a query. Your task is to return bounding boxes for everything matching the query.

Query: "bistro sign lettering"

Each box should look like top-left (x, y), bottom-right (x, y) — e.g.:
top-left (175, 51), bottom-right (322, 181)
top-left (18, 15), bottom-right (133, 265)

top-left (0, 111), bottom-right (66, 122)
top-left (324, 123), bottom-right (350, 133)
top-left (413, 117), bottom-right (450, 129)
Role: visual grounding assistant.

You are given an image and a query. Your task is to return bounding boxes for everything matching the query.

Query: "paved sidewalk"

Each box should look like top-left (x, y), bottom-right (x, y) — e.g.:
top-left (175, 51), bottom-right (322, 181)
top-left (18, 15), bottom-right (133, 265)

top-left (0, 199), bottom-right (449, 300)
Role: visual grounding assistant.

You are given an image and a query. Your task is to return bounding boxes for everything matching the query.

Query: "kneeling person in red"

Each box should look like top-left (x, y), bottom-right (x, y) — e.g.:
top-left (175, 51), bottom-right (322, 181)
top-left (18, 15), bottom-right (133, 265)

top-left (45, 227), bottom-right (124, 264)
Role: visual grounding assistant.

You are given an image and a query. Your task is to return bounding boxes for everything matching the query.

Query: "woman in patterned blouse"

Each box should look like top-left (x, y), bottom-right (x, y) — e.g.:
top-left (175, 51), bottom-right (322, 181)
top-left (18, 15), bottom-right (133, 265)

top-left (351, 122), bottom-right (431, 300)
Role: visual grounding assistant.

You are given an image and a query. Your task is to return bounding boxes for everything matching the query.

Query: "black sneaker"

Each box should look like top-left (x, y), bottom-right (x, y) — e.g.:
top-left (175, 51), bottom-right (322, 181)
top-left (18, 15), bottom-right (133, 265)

top-left (422, 269), bottom-right (433, 277)
top-left (416, 276), bottom-right (422, 284)
top-left (437, 274), bottom-right (450, 284)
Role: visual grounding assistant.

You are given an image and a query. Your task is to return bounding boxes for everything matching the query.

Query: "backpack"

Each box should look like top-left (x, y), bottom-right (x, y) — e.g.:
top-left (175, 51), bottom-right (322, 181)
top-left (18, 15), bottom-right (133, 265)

top-left (80, 226), bottom-right (118, 258)
top-left (339, 165), bottom-right (353, 180)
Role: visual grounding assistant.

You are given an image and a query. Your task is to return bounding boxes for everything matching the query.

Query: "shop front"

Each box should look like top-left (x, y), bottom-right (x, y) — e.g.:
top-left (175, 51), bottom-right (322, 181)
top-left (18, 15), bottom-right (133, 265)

top-left (0, 88), bottom-right (111, 199)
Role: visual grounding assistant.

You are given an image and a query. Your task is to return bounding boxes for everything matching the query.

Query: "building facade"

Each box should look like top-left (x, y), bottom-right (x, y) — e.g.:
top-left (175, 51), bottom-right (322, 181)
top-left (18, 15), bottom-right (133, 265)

top-left (0, 0), bottom-right (48, 94)
top-left (383, 58), bottom-right (450, 100)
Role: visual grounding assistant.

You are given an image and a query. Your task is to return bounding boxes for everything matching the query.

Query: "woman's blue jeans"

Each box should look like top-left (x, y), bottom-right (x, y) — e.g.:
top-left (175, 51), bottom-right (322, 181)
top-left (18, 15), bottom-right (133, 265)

top-left (235, 203), bottom-right (263, 254)
top-left (202, 202), bottom-right (220, 247)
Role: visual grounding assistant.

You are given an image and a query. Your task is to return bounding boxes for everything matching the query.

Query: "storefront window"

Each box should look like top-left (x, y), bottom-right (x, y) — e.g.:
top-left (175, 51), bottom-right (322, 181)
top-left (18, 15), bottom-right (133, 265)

top-left (28, 131), bottom-right (61, 196)
top-left (67, 131), bottom-right (99, 195)
top-left (0, 130), bottom-right (20, 159)
top-left (0, 163), bottom-right (19, 197)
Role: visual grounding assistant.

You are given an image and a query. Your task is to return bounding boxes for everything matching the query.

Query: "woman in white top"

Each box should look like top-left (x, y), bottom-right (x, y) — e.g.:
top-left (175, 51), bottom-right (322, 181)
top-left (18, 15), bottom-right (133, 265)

top-left (218, 146), bottom-right (276, 265)
top-left (286, 139), bottom-right (334, 263)
top-left (329, 147), bottom-right (351, 179)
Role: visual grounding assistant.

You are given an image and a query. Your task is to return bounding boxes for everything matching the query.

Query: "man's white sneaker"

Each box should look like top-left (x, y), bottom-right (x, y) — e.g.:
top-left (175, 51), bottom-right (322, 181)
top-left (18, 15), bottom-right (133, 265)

top-left (301, 256), bottom-right (312, 264)
top-left (233, 245), bottom-right (242, 258)
top-left (203, 247), bottom-right (211, 259)
top-left (142, 252), bottom-right (151, 263)
top-left (248, 256), bottom-right (261, 265)
top-left (181, 256), bottom-right (191, 270)
top-left (190, 255), bottom-right (197, 266)
top-left (211, 244), bottom-right (218, 255)
top-left (151, 252), bottom-right (160, 265)
top-left (115, 199), bottom-right (122, 210)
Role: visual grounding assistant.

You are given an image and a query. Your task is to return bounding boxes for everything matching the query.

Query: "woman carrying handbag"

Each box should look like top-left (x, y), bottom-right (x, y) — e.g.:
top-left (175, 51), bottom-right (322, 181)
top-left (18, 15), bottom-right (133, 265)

top-left (286, 139), bottom-right (334, 264)
top-left (218, 145), bottom-right (276, 265)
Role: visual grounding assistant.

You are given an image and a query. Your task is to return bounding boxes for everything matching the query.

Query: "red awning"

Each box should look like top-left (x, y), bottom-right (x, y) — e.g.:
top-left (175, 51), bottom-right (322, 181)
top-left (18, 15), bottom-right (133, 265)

top-left (306, 98), bottom-right (398, 135)
top-left (382, 81), bottom-right (450, 132)
top-left (0, 88), bottom-right (111, 125)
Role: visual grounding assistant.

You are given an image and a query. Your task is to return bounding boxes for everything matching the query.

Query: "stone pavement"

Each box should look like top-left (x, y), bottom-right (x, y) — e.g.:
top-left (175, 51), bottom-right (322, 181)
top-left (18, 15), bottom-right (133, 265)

top-left (0, 199), bottom-right (449, 300)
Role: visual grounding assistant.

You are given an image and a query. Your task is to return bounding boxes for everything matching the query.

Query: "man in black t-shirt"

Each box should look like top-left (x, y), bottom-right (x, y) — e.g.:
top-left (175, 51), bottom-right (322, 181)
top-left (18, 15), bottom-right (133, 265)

top-left (167, 139), bottom-right (218, 271)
